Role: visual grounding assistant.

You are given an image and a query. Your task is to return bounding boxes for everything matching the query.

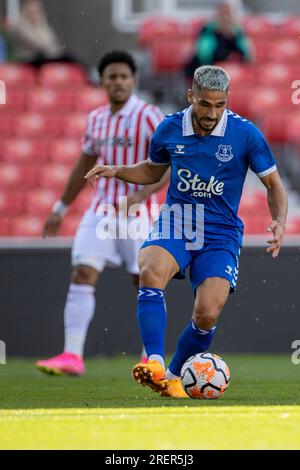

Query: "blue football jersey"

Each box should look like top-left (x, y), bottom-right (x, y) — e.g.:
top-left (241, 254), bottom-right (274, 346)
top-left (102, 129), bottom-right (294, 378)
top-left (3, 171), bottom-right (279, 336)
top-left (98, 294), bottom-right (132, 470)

top-left (149, 107), bottom-right (277, 246)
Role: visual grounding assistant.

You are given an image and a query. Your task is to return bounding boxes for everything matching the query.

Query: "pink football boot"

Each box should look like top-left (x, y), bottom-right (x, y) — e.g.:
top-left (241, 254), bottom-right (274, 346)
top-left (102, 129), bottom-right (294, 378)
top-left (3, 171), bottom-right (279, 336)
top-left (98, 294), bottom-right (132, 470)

top-left (36, 352), bottom-right (85, 376)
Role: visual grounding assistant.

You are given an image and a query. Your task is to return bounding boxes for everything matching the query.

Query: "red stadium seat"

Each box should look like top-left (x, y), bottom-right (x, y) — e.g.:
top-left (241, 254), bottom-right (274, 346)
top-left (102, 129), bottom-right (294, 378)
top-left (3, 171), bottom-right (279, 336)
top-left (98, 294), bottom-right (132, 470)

top-left (280, 16), bottom-right (300, 38)
top-left (251, 38), bottom-right (270, 63)
top-left (151, 37), bottom-right (194, 73)
top-left (49, 138), bottom-right (81, 164)
top-left (285, 113), bottom-right (300, 143)
top-left (0, 217), bottom-right (11, 236)
top-left (266, 39), bottom-right (300, 63)
top-left (27, 88), bottom-right (74, 113)
top-left (242, 16), bottom-right (277, 39)
top-left (261, 111), bottom-right (299, 144)
top-left (0, 64), bottom-right (37, 88)
top-left (0, 190), bottom-right (24, 215)
top-left (0, 115), bottom-right (14, 137)
top-left (0, 89), bottom-right (27, 114)
top-left (62, 112), bottom-right (87, 138)
top-left (11, 216), bottom-right (44, 236)
top-left (138, 18), bottom-right (185, 47)
top-left (184, 18), bottom-right (205, 39)
top-left (60, 214), bottom-right (81, 236)
top-left (39, 63), bottom-right (87, 88)
top-left (25, 189), bottom-right (59, 216)
top-left (215, 63), bottom-right (256, 85)
top-left (14, 113), bottom-right (62, 138)
top-left (39, 163), bottom-right (70, 190)
top-left (71, 189), bottom-right (93, 214)
top-left (227, 88), bottom-right (249, 117)
top-left (0, 163), bottom-right (38, 188)
top-left (248, 87), bottom-right (294, 119)
top-left (0, 138), bottom-right (50, 163)
top-left (74, 86), bottom-right (108, 112)
top-left (257, 63), bottom-right (300, 87)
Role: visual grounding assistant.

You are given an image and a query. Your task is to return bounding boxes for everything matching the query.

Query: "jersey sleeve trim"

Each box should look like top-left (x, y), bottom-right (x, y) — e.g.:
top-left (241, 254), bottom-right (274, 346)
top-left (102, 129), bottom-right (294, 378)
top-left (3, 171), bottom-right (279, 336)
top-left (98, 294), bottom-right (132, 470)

top-left (147, 157), bottom-right (170, 166)
top-left (257, 164), bottom-right (277, 178)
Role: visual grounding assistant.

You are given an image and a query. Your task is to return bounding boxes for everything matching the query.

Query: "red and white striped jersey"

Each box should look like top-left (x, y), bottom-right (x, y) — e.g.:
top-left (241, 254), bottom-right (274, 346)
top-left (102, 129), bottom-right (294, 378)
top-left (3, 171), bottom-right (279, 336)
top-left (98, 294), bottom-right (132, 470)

top-left (81, 94), bottom-right (164, 209)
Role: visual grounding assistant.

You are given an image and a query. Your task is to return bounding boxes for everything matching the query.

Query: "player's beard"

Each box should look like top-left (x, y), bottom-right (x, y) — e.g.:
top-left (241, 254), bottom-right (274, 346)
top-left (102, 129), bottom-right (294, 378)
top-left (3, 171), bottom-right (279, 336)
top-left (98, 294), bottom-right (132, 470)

top-left (192, 111), bottom-right (219, 133)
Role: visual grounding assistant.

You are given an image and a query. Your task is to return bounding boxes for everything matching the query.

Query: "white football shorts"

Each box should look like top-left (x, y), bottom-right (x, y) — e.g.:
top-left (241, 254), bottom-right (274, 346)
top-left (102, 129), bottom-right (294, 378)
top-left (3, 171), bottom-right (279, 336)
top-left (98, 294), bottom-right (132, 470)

top-left (71, 208), bottom-right (150, 274)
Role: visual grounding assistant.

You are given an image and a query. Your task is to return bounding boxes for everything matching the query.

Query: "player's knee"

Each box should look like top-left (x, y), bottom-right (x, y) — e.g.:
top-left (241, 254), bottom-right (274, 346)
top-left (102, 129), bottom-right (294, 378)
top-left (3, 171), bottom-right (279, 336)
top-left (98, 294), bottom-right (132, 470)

top-left (71, 265), bottom-right (98, 286)
top-left (139, 265), bottom-right (161, 287)
top-left (193, 304), bottom-right (221, 330)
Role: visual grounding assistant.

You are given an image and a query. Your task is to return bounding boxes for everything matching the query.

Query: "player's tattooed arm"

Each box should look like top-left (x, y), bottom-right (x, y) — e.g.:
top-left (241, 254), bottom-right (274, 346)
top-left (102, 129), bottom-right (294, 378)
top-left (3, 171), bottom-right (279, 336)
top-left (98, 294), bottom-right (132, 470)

top-left (260, 170), bottom-right (288, 258)
top-left (84, 160), bottom-right (169, 188)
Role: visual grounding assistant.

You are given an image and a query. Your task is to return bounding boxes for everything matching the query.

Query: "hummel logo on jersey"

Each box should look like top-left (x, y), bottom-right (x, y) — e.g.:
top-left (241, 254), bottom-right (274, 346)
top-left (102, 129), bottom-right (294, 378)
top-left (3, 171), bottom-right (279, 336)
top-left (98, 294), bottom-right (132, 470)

top-left (175, 144), bottom-right (185, 154)
top-left (216, 145), bottom-right (233, 163)
top-left (225, 265), bottom-right (233, 276)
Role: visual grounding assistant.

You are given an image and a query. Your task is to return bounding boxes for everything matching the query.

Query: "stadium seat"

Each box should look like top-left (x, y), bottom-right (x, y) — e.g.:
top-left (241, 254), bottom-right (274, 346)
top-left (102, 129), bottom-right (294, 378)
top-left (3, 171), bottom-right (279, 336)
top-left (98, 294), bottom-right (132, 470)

top-left (39, 163), bottom-right (70, 190)
top-left (251, 38), bottom-right (270, 63)
top-left (60, 214), bottom-right (81, 236)
top-left (185, 17), bottom-right (205, 39)
top-left (285, 113), bottom-right (300, 143)
top-left (49, 138), bottom-right (81, 164)
top-left (0, 138), bottom-right (50, 163)
top-left (242, 16), bottom-right (277, 38)
top-left (0, 89), bottom-right (27, 114)
top-left (257, 63), bottom-right (300, 87)
top-left (0, 163), bottom-right (38, 188)
top-left (14, 113), bottom-right (62, 138)
top-left (151, 37), bottom-right (194, 73)
top-left (11, 215), bottom-right (44, 236)
top-left (227, 88), bottom-right (249, 117)
top-left (71, 189), bottom-right (93, 214)
top-left (39, 63), bottom-right (87, 88)
top-left (266, 39), bottom-right (300, 63)
top-left (27, 88), bottom-right (74, 113)
top-left (248, 88), bottom-right (294, 119)
top-left (0, 190), bottom-right (24, 215)
top-left (280, 16), bottom-right (300, 38)
top-left (261, 112), bottom-right (298, 144)
top-left (0, 217), bottom-right (11, 236)
top-left (74, 86), bottom-right (108, 112)
top-left (0, 115), bottom-right (14, 137)
top-left (138, 18), bottom-right (185, 47)
top-left (0, 64), bottom-right (37, 88)
top-left (215, 63), bottom-right (256, 85)
top-left (25, 189), bottom-right (59, 216)
top-left (62, 113), bottom-right (87, 138)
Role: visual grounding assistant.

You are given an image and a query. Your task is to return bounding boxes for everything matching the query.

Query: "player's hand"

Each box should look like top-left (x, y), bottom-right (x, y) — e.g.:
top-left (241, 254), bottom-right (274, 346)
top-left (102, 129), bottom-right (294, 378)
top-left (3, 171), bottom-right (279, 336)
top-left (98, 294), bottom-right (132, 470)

top-left (43, 213), bottom-right (63, 238)
top-left (84, 165), bottom-right (118, 188)
top-left (266, 220), bottom-right (285, 258)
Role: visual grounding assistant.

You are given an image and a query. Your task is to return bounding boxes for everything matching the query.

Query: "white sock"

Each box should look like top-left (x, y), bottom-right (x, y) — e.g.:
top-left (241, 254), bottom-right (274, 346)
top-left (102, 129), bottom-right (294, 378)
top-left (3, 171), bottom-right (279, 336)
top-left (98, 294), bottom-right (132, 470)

top-left (148, 354), bottom-right (165, 369)
top-left (165, 369), bottom-right (180, 380)
top-left (64, 283), bottom-right (95, 357)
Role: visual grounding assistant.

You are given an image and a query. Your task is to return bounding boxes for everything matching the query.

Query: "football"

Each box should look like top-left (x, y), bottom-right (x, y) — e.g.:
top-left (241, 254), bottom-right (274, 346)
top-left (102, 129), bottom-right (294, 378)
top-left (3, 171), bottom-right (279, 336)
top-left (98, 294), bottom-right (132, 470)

top-left (180, 353), bottom-right (230, 399)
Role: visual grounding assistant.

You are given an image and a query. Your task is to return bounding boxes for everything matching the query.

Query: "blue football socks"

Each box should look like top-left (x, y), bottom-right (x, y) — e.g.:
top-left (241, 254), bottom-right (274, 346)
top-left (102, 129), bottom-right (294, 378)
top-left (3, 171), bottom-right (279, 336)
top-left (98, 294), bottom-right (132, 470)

top-left (137, 287), bottom-right (167, 359)
top-left (168, 320), bottom-right (216, 377)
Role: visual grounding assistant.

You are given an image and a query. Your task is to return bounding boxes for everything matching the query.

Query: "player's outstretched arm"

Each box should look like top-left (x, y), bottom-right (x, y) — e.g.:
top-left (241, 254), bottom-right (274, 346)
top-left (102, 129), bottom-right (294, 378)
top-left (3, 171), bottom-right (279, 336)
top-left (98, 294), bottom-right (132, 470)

top-left (260, 170), bottom-right (288, 258)
top-left (43, 152), bottom-right (97, 238)
top-left (84, 160), bottom-right (169, 189)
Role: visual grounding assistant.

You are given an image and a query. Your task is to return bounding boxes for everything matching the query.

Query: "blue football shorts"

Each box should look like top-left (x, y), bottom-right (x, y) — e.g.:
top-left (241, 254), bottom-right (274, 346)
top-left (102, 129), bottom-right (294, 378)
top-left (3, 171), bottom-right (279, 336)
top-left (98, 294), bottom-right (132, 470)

top-left (141, 227), bottom-right (241, 294)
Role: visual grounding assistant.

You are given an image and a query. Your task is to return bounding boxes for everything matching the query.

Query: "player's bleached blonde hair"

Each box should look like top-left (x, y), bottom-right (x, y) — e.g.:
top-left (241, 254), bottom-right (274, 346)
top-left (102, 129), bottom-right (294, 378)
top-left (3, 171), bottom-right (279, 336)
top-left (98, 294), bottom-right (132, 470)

top-left (193, 65), bottom-right (230, 93)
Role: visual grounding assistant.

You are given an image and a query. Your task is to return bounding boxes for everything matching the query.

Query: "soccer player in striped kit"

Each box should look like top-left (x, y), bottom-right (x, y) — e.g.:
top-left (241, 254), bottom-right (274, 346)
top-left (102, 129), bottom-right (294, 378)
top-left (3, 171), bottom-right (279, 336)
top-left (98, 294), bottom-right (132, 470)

top-left (36, 51), bottom-right (166, 376)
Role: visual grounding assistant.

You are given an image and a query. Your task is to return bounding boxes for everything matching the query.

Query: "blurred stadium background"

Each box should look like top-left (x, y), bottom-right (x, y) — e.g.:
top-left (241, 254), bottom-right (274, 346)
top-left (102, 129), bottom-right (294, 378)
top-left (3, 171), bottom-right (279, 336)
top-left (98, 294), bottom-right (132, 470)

top-left (0, 0), bottom-right (300, 357)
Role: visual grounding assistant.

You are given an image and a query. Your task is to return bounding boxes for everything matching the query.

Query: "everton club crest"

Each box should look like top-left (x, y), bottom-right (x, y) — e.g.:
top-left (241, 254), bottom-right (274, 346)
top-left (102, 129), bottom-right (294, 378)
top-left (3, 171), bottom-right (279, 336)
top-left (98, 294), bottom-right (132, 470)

top-left (215, 145), bottom-right (233, 162)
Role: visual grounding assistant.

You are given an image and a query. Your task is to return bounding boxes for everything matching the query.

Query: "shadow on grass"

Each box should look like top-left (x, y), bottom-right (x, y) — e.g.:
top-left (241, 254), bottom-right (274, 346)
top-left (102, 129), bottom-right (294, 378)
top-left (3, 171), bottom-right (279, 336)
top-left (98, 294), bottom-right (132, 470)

top-left (0, 355), bottom-right (299, 410)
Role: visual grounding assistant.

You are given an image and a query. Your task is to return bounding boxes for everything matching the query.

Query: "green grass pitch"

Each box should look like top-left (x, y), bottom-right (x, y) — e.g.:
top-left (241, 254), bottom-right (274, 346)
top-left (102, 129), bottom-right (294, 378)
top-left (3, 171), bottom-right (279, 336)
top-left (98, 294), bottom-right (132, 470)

top-left (0, 355), bottom-right (299, 450)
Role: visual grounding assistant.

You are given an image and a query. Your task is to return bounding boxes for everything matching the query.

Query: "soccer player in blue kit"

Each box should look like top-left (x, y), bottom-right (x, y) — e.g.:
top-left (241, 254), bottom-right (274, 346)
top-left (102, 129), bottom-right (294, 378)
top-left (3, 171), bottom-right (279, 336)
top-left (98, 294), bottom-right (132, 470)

top-left (85, 65), bottom-right (288, 398)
